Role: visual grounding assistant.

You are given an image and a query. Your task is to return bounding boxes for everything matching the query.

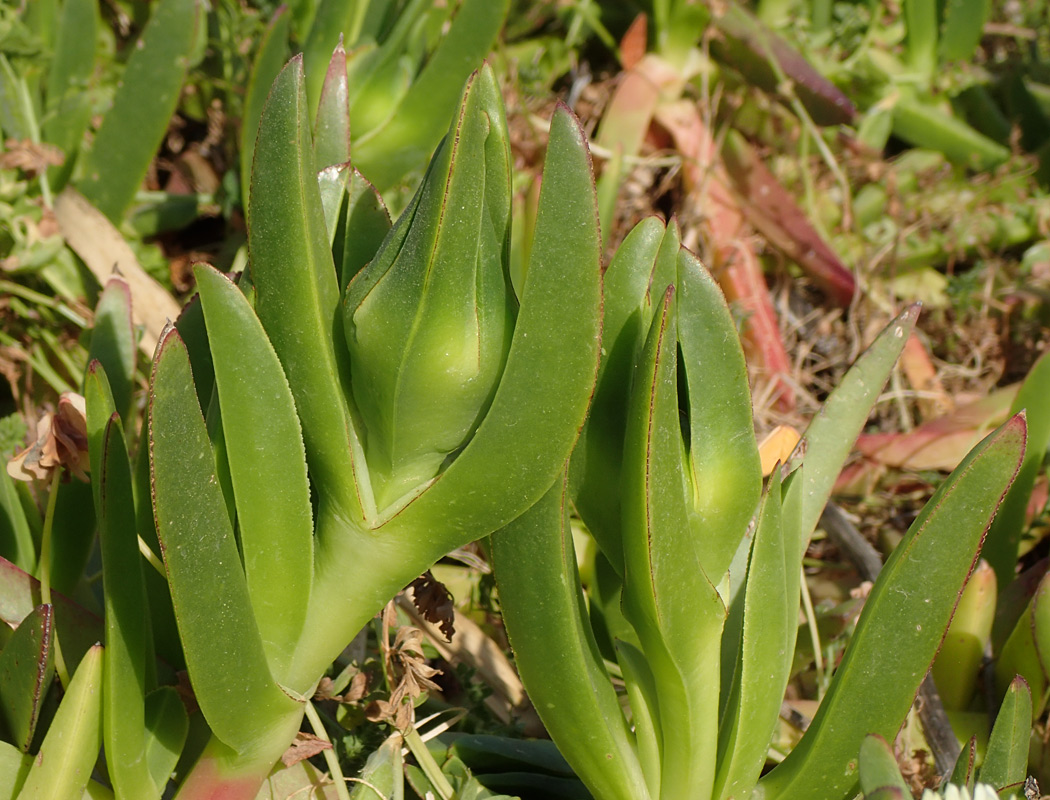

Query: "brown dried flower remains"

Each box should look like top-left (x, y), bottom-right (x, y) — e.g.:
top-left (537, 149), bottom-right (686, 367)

top-left (7, 392), bottom-right (90, 482)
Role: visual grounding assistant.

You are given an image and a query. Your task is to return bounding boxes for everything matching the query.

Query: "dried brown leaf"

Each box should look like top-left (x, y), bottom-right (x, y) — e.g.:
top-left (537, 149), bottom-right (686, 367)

top-left (280, 731), bottom-right (332, 767)
top-left (409, 571), bottom-right (455, 641)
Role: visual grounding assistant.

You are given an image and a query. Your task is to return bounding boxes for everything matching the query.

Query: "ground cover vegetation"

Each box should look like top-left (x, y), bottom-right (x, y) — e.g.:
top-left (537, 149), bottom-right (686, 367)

top-left (0, 0), bottom-right (1050, 798)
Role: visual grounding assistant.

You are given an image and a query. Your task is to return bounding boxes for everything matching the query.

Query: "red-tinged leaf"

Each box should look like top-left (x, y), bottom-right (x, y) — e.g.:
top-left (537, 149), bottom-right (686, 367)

top-left (721, 131), bottom-right (856, 307)
top-left (900, 332), bottom-right (953, 420)
top-left (720, 248), bottom-right (796, 412)
top-left (620, 13), bottom-right (648, 70)
top-left (314, 39), bottom-right (350, 171)
top-left (857, 385), bottom-right (1019, 471)
top-left (708, 2), bottom-right (856, 126)
top-left (0, 604), bottom-right (53, 751)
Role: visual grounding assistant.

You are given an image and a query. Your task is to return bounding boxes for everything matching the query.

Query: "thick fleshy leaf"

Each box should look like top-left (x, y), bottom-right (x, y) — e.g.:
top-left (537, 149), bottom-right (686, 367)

top-left (0, 604), bottom-right (53, 752)
top-left (857, 734), bottom-right (911, 795)
top-left (572, 217), bottom-right (676, 572)
top-left (984, 350), bottom-right (1050, 586)
top-left (0, 558), bottom-right (100, 673)
top-left (0, 467), bottom-right (34, 573)
top-left (313, 42), bottom-right (350, 171)
top-left (240, 7), bottom-right (291, 212)
top-left (491, 472), bottom-right (649, 800)
top-left (78, 0), bottom-right (200, 222)
top-left (715, 470), bottom-right (801, 799)
top-left (99, 413), bottom-right (155, 796)
top-left (385, 101), bottom-right (600, 540)
top-left (978, 677), bottom-right (1032, 793)
top-left (344, 65), bottom-right (513, 509)
top-left (758, 415), bottom-right (1026, 800)
top-left (950, 737), bottom-right (978, 789)
top-left (0, 738), bottom-right (31, 797)
top-left (302, 0), bottom-right (369, 115)
top-left (195, 263), bottom-right (313, 680)
top-left (149, 326), bottom-right (300, 752)
top-left (790, 306), bottom-right (919, 546)
top-left (677, 248), bottom-right (761, 581)
top-left (86, 278), bottom-right (136, 424)
top-left (249, 55), bottom-right (363, 522)
top-left (17, 644), bottom-right (102, 800)
top-left (995, 572), bottom-right (1050, 719)
top-left (143, 686), bottom-right (188, 792)
top-left (42, 0), bottom-right (97, 182)
top-left (620, 286), bottom-right (725, 799)
top-left (336, 169), bottom-right (390, 288)
top-left (352, 0), bottom-right (510, 190)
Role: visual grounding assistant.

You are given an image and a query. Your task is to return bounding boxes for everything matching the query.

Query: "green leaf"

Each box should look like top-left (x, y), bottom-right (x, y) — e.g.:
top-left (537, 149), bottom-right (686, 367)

top-left (715, 470), bottom-right (801, 799)
top-left (0, 605), bottom-right (53, 752)
top-left (148, 326), bottom-right (300, 752)
top-left (240, 6), bottom-right (291, 213)
top-left (573, 217), bottom-right (676, 572)
top-left (42, 0), bottom-right (97, 179)
top-left (352, 0), bottom-right (510, 190)
top-left (78, 0), bottom-right (201, 222)
top-left (995, 573), bottom-right (1050, 719)
top-left (0, 558), bottom-right (101, 675)
top-left (386, 101), bottom-right (600, 540)
top-left (249, 55), bottom-right (362, 522)
top-left (677, 248), bottom-right (761, 581)
top-left (491, 472), bottom-right (649, 800)
top-left (347, 733), bottom-right (403, 800)
top-left (939, 0), bottom-right (990, 63)
top-left (303, 0), bottom-right (368, 114)
top-left (0, 738), bottom-right (32, 797)
top-left (904, 0), bottom-right (938, 78)
top-left (99, 413), bottom-right (156, 797)
top-left (950, 737), bottom-right (978, 790)
top-left (758, 415), bottom-right (1026, 800)
top-left (790, 305), bottom-right (918, 546)
top-left (87, 278), bottom-right (135, 423)
top-left (0, 467), bottom-right (35, 574)
top-left (892, 94), bottom-right (1010, 171)
top-left (978, 677), bottom-right (1032, 794)
top-left (343, 64), bottom-right (514, 509)
top-left (857, 734), bottom-right (912, 795)
top-left (195, 263), bottom-right (314, 681)
top-left (17, 644), bottom-right (102, 800)
top-left (620, 286), bottom-right (725, 799)
top-left (313, 41), bottom-right (350, 171)
top-left (335, 169), bottom-right (390, 288)
top-left (984, 350), bottom-right (1050, 586)
top-left (143, 687), bottom-right (188, 792)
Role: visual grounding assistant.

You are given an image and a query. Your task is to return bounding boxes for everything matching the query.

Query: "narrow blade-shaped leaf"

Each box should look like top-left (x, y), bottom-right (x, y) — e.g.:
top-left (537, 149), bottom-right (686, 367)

top-left (314, 42), bottom-right (350, 171)
top-left (149, 326), bottom-right (300, 751)
top-left (492, 473), bottom-right (649, 800)
top-left (858, 734), bottom-right (912, 795)
top-left (715, 470), bottom-right (800, 799)
top-left (78, 0), bottom-right (200, 222)
top-left (352, 0), bottom-right (510, 190)
top-left (336, 169), bottom-right (390, 288)
top-left (17, 644), bottom-right (102, 800)
top-left (758, 415), bottom-right (1025, 800)
top-left (984, 350), bottom-right (1050, 586)
top-left (143, 686), bottom-right (188, 792)
top-left (621, 286), bottom-right (725, 799)
top-left (87, 278), bottom-right (136, 424)
top-left (240, 7), bottom-right (291, 212)
top-left (100, 413), bottom-right (155, 797)
top-left (978, 677), bottom-right (1032, 794)
top-left (43, 0), bottom-right (97, 181)
top-left (249, 55), bottom-right (363, 522)
top-left (0, 604), bottom-right (53, 752)
top-left (678, 248), bottom-right (761, 581)
top-left (195, 263), bottom-right (313, 680)
top-left (790, 305), bottom-right (919, 546)
top-left (387, 102), bottom-right (600, 542)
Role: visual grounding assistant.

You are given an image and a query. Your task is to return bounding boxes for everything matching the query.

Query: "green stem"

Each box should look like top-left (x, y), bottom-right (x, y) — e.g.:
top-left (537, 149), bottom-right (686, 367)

top-left (305, 701), bottom-right (351, 800)
top-left (39, 471), bottom-right (70, 687)
top-left (404, 726), bottom-right (453, 800)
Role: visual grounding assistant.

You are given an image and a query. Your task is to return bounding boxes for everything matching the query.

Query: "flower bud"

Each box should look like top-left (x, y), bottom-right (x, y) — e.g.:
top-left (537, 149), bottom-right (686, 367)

top-left (343, 66), bottom-right (514, 508)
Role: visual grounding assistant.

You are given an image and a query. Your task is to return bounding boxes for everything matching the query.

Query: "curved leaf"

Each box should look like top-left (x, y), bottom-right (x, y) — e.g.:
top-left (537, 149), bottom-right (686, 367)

top-left (758, 415), bottom-right (1026, 800)
top-left (149, 326), bottom-right (300, 751)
